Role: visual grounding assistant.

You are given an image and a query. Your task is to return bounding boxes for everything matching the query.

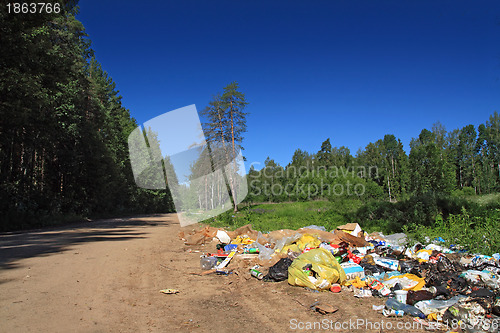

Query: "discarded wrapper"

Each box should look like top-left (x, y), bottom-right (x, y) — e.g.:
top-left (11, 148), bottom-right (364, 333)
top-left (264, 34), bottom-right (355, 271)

top-left (159, 289), bottom-right (180, 294)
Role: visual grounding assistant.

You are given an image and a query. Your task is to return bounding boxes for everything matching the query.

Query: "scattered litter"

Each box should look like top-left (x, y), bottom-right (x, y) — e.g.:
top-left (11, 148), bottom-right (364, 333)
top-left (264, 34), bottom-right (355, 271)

top-left (354, 288), bottom-right (372, 298)
top-left (181, 222), bottom-right (500, 329)
top-left (159, 289), bottom-right (179, 294)
top-left (383, 309), bottom-right (404, 317)
top-left (310, 302), bottom-right (338, 315)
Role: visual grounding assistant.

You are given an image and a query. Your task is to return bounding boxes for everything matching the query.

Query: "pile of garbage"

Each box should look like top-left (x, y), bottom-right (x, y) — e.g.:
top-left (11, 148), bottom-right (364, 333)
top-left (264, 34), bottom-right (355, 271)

top-left (180, 223), bottom-right (500, 332)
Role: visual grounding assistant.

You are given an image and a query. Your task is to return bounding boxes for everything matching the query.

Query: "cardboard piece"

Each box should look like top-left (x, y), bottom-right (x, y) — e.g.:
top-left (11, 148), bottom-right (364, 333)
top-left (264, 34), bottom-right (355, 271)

top-left (336, 223), bottom-right (363, 237)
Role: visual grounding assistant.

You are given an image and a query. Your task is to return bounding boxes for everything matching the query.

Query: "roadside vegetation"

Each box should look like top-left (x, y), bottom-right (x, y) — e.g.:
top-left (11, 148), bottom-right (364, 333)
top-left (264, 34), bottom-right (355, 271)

top-left (208, 193), bottom-right (500, 255)
top-left (1, 0), bottom-right (499, 251)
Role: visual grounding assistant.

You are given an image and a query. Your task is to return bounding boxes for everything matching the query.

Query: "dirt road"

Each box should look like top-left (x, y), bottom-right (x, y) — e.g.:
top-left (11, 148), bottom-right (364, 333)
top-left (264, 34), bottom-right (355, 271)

top-left (0, 214), bottom-right (427, 332)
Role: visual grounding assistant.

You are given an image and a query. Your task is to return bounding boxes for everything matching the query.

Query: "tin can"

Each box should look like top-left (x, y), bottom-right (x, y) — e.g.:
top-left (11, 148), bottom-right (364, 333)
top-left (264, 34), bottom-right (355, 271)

top-left (250, 268), bottom-right (263, 280)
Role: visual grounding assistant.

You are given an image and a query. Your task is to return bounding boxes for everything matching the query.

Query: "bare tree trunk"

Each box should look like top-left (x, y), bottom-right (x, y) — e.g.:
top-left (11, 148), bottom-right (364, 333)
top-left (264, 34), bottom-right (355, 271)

top-left (387, 172), bottom-right (392, 202)
top-left (459, 165), bottom-right (463, 188)
top-left (229, 100), bottom-right (238, 212)
top-left (472, 156), bottom-right (477, 194)
top-left (216, 103), bottom-right (238, 212)
top-left (204, 176), bottom-right (208, 211)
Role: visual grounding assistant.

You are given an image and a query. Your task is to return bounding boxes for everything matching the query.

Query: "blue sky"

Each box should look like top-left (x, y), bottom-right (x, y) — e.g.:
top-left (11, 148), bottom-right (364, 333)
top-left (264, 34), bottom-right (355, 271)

top-left (77, 1), bottom-right (500, 170)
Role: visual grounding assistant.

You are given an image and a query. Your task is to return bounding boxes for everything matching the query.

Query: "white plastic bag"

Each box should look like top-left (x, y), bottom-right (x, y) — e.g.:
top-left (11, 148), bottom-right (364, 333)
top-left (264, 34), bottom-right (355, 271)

top-left (216, 230), bottom-right (231, 243)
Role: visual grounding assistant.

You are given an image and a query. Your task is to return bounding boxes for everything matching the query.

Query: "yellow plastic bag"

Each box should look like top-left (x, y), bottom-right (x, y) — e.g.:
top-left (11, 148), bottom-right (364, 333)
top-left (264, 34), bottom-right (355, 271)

top-left (288, 248), bottom-right (347, 290)
top-left (231, 235), bottom-right (254, 245)
top-left (281, 244), bottom-right (300, 254)
top-left (415, 249), bottom-right (433, 262)
top-left (384, 273), bottom-right (425, 291)
top-left (295, 234), bottom-right (321, 251)
top-left (349, 276), bottom-right (368, 288)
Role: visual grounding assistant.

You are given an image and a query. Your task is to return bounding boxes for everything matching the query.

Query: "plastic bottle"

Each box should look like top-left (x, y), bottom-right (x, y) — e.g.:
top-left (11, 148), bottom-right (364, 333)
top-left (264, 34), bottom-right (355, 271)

top-left (200, 256), bottom-right (218, 270)
top-left (385, 298), bottom-right (426, 319)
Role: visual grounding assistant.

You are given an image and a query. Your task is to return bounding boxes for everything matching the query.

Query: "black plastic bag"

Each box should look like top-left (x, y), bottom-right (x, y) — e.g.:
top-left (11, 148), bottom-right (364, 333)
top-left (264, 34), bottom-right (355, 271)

top-left (265, 258), bottom-right (293, 282)
top-left (407, 290), bottom-right (434, 305)
top-left (360, 263), bottom-right (385, 276)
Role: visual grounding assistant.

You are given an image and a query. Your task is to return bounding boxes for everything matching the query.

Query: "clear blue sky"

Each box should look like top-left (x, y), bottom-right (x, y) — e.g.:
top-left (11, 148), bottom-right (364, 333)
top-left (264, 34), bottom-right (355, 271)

top-left (77, 0), bottom-right (500, 170)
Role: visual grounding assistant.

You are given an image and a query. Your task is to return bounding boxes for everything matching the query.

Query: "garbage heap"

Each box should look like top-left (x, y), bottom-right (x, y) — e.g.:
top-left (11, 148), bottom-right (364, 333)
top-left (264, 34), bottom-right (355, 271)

top-left (180, 223), bottom-right (500, 332)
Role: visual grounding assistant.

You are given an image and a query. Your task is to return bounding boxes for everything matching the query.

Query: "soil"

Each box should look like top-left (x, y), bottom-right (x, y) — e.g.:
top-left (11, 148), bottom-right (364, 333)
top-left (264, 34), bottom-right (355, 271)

top-left (0, 214), bottom-right (429, 332)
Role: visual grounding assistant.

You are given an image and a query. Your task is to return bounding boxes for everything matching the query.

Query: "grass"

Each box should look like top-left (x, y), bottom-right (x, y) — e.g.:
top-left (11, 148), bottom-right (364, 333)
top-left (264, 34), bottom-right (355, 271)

top-left (206, 192), bottom-right (500, 255)
top-left (403, 207), bottom-right (500, 255)
top-left (206, 199), bottom-right (363, 232)
top-left (466, 192), bottom-right (500, 206)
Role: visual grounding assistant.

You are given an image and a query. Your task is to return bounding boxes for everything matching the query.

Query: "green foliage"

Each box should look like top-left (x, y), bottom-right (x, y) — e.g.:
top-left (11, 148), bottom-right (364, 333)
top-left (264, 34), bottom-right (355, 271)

top-left (466, 192), bottom-right (500, 206)
top-left (353, 192), bottom-right (475, 234)
top-left (403, 208), bottom-right (500, 256)
top-left (409, 129), bottom-right (455, 195)
top-left (207, 200), bottom-right (362, 232)
top-left (200, 82), bottom-right (249, 212)
top-left (0, 2), bottom-right (175, 231)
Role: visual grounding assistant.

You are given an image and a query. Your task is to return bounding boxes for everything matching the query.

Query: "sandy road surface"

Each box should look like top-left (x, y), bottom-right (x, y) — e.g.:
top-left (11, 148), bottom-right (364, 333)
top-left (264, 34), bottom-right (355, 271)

top-left (0, 214), bottom-right (428, 332)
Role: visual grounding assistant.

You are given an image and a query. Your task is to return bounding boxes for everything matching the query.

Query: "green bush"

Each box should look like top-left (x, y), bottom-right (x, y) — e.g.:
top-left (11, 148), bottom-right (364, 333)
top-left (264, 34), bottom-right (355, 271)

top-left (403, 208), bottom-right (500, 255)
top-left (353, 192), bottom-right (474, 233)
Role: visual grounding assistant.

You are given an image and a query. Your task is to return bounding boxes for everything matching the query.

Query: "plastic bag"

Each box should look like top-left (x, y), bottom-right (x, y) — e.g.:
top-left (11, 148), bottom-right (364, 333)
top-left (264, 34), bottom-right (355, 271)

top-left (265, 258), bottom-right (293, 282)
top-left (282, 244), bottom-right (301, 254)
top-left (288, 248), bottom-right (346, 290)
top-left (384, 233), bottom-right (408, 246)
top-left (361, 264), bottom-right (385, 276)
top-left (414, 295), bottom-right (467, 316)
top-left (274, 233), bottom-right (301, 253)
top-left (398, 260), bottom-right (416, 274)
top-left (296, 234), bottom-right (321, 251)
top-left (302, 225), bottom-right (327, 231)
top-left (254, 242), bottom-right (274, 261)
top-left (462, 270), bottom-right (500, 290)
top-left (382, 273), bottom-right (425, 291)
top-left (415, 249), bottom-right (432, 262)
top-left (406, 290), bottom-right (434, 306)
top-left (216, 230), bottom-right (231, 244)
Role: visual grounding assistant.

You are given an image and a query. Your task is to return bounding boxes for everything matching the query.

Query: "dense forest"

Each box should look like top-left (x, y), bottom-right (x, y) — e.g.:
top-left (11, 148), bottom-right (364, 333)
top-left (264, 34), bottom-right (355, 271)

top-left (1, 1), bottom-right (499, 237)
top-left (0, 2), bottom-right (250, 230)
top-left (247, 115), bottom-right (500, 203)
top-left (0, 1), bottom-right (176, 230)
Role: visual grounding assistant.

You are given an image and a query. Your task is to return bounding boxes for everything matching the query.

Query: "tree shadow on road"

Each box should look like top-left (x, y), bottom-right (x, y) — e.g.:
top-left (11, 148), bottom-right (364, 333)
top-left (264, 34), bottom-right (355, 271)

top-left (0, 214), bottom-right (178, 270)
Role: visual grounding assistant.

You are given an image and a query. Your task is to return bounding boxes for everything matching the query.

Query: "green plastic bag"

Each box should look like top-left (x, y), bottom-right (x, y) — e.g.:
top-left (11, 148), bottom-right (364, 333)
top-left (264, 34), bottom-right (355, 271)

top-left (288, 248), bottom-right (347, 290)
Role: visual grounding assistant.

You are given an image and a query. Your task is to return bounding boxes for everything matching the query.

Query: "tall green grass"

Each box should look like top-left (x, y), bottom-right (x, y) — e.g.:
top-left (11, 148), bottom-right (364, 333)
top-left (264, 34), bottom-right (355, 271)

top-left (403, 208), bottom-right (500, 255)
top-left (207, 199), bottom-right (362, 232)
top-left (206, 193), bottom-right (500, 255)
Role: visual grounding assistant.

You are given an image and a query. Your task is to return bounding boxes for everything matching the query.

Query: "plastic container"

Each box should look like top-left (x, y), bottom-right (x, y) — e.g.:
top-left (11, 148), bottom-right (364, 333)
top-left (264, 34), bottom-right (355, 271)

top-left (330, 283), bottom-right (341, 293)
top-left (385, 298), bottom-right (425, 319)
top-left (394, 290), bottom-right (408, 304)
top-left (200, 256), bottom-right (218, 270)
